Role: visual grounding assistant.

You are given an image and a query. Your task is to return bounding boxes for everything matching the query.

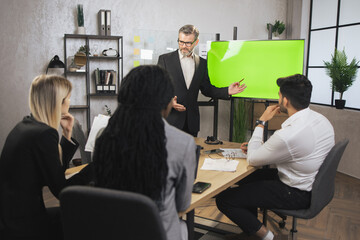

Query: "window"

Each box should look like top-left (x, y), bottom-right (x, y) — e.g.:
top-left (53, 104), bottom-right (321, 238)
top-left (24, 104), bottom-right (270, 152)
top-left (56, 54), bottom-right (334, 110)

top-left (307, 0), bottom-right (360, 109)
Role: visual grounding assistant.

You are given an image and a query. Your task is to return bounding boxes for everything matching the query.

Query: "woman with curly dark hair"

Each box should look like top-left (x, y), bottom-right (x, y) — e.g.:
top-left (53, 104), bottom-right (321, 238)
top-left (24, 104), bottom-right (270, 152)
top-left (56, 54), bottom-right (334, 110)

top-left (93, 65), bottom-right (196, 240)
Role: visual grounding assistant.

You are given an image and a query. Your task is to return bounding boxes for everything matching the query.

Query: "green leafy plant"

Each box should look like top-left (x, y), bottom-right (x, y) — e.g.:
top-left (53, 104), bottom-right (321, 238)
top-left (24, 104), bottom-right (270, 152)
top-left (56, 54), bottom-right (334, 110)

top-left (232, 99), bottom-right (250, 143)
top-left (267, 20), bottom-right (285, 36)
top-left (78, 45), bottom-right (90, 55)
top-left (105, 105), bottom-right (112, 116)
top-left (77, 4), bottom-right (84, 27)
top-left (324, 48), bottom-right (359, 100)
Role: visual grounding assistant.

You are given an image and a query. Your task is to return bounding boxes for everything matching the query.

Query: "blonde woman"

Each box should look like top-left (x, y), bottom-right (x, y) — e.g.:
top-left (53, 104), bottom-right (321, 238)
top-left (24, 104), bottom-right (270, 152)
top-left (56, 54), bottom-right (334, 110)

top-left (0, 75), bottom-right (92, 240)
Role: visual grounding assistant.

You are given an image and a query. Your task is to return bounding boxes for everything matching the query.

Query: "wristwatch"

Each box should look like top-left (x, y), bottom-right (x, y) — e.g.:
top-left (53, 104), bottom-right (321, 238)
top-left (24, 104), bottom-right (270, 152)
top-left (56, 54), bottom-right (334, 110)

top-left (255, 119), bottom-right (266, 127)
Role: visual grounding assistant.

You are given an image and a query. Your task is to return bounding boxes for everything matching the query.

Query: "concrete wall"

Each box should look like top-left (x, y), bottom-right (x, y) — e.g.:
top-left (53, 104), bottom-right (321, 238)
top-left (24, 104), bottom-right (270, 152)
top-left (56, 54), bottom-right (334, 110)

top-left (1, 0), bottom-right (359, 179)
top-left (0, 0), bottom-right (287, 150)
top-left (310, 105), bottom-right (360, 179)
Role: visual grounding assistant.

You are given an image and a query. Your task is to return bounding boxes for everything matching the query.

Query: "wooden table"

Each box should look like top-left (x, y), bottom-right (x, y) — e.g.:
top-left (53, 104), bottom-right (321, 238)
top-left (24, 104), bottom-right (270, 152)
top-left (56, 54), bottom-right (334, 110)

top-left (183, 138), bottom-right (256, 239)
top-left (186, 138), bottom-right (255, 211)
top-left (65, 164), bottom-right (88, 176)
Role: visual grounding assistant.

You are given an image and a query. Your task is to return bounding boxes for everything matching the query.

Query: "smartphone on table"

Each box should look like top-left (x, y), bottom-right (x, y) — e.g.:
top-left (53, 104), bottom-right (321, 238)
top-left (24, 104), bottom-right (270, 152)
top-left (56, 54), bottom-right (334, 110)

top-left (192, 181), bottom-right (211, 194)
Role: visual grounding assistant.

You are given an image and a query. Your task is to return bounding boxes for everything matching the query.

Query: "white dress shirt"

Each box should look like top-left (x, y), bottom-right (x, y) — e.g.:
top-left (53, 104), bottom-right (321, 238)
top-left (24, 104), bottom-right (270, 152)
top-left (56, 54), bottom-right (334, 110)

top-left (178, 50), bottom-right (195, 89)
top-left (247, 108), bottom-right (335, 191)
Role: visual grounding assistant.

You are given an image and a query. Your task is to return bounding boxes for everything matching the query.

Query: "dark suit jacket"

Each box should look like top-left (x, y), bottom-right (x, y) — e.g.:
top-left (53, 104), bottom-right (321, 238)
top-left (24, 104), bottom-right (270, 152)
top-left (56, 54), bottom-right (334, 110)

top-left (158, 50), bottom-right (229, 134)
top-left (0, 116), bottom-right (92, 239)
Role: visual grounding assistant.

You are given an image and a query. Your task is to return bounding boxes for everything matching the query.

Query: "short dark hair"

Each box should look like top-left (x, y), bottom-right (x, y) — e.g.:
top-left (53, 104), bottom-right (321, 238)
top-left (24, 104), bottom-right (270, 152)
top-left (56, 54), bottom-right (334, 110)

top-left (277, 74), bottom-right (312, 110)
top-left (179, 24), bottom-right (199, 40)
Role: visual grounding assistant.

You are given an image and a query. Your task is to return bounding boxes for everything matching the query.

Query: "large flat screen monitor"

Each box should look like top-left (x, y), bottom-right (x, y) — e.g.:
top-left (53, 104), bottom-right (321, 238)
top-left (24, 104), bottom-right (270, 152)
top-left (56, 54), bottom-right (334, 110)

top-left (207, 40), bottom-right (305, 100)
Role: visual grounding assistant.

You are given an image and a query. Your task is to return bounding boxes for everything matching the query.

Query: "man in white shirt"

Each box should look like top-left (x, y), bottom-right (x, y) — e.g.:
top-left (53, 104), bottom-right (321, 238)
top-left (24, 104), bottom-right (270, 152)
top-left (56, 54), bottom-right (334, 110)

top-left (158, 24), bottom-right (246, 136)
top-left (216, 74), bottom-right (335, 240)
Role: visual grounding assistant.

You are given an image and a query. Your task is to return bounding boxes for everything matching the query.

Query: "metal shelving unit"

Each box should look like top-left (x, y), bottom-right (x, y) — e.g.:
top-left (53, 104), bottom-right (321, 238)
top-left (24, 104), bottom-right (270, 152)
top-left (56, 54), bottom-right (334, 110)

top-left (64, 34), bottom-right (123, 132)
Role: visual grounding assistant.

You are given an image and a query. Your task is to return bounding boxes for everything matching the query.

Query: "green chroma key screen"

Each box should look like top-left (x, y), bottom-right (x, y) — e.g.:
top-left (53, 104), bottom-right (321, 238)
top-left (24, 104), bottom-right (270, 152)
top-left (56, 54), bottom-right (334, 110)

top-left (207, 40), bottom-right (304, 100)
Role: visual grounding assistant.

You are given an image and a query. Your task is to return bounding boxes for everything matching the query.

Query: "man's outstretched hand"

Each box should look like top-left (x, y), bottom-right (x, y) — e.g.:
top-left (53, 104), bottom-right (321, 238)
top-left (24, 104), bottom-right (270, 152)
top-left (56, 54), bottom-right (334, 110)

top-left (228, 78), bottom-right (247, 96)
top-left (172, 96), bottom-right (186, 112)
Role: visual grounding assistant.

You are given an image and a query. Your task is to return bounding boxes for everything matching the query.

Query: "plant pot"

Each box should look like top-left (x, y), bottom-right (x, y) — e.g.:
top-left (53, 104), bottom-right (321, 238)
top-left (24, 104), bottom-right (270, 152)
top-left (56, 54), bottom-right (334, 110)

top-left (335, 99), bottom-right (346, 109)
top-left (77, 26), bottom-right (86, 34)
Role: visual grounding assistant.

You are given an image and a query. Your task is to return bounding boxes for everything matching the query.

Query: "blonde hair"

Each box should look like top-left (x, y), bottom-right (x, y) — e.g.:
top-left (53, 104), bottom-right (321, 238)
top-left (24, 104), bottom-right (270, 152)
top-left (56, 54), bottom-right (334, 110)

top-left (29, 74), bottom-right (72, 129)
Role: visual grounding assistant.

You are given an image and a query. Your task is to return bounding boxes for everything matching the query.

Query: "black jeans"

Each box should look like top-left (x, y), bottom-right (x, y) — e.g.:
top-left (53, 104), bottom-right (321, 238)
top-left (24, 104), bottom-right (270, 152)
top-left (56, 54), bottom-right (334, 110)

top-left (216, 168), bottom-right (311, 235)
top-left (0, 207), bottom-right (63, 240)
top-left (182, 114), bottom-right (198, 137)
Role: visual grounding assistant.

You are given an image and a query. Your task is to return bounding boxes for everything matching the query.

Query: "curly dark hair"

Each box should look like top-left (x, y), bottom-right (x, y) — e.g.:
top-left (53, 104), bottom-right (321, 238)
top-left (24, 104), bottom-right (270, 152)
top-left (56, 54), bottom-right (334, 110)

top-left (93, 65), bottom-right (174, 208)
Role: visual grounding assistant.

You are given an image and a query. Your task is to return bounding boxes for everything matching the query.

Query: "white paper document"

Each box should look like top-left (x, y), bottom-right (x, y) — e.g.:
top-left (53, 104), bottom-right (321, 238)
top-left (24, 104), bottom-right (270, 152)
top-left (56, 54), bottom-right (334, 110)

top-left (201, 158), bottom-right (239, 172)
top-left (220, 148), bottom-right (247, 159)
top-left (84, 114), bottom-right (110, 152)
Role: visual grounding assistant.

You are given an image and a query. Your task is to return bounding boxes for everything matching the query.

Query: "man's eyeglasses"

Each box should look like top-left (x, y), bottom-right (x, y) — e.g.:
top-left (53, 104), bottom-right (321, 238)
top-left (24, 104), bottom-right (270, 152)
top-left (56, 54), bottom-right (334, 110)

top-left (177, 39), bottom-right (197, 47)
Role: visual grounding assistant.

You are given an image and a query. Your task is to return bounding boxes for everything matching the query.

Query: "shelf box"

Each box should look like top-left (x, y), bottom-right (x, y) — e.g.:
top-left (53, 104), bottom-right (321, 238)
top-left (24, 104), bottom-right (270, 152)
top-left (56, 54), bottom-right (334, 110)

top-left (96, 84), bottom-right (116, 94)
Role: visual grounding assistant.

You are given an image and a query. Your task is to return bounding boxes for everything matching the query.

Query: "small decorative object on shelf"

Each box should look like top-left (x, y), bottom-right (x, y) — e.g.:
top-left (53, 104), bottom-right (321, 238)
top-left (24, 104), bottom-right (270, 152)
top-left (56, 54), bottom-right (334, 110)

top-left (68, 56), bottom-right (78, 72)
top-left (72, 45), bottom-right (89, 72)
top-left (92, 44), bottom-right (99, 56)
top-left (74, 52), bottom-right (86, 72)
top-left (77, 4), bottom-right (85, 34)
top-left (102, 48), bottom-right (118, 57)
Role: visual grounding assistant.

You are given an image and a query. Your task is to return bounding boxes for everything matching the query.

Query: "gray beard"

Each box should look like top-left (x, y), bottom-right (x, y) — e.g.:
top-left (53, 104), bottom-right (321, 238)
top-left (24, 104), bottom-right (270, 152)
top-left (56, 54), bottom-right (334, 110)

top-left (180, 49), bottom-right (193, 57)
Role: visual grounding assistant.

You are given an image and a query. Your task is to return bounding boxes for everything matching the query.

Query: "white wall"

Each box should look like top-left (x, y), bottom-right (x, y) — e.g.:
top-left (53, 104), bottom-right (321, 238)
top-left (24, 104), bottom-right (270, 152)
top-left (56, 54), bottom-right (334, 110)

top-left (0, 0), bottom-right (288, 151)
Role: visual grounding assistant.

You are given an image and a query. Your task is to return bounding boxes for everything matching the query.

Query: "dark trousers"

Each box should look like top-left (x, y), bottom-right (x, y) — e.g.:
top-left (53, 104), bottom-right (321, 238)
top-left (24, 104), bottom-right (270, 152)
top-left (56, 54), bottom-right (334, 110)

top-left (0, 207), bottom-right (63, 240)
top-left (182, 114), bottom-right (198, 137)
top-left (216, 168), bottom-right (311, 235)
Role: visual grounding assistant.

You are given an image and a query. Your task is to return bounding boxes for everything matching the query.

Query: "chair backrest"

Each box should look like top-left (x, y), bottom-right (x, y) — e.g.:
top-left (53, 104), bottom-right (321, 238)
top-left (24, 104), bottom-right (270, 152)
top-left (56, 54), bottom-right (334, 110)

top-left (60, 186), bottom-right (167, 240)
top-left (72, 119), bottom-right (91, 164)
top-left (305, 139), bottom-right (349, 218)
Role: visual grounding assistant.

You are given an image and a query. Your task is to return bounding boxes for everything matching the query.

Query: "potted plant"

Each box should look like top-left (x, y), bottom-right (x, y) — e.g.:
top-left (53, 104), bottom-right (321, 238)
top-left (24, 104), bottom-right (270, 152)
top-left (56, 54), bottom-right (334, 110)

top-left (78, 45), bottom-right (90, 55)
top-left (267, 20), bottom-right (285, 38)
top-left (104, 105), bottom-right (112, 116)
top-left (73, 45), bottom-right (90, 70)
top-left (232, 98), bottom-right (251, 143)
top-left (324, 48), bottom-right (359, 109)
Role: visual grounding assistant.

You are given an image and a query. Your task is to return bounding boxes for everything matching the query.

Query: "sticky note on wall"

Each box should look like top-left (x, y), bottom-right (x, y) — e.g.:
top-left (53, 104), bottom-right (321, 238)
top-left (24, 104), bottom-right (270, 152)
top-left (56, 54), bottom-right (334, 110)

top-left (134, 36), bottom-right (140, 42)
top-left (133, 60), bottom-right (140, 67)
top-left (134, 48), bottom-right (140, 55)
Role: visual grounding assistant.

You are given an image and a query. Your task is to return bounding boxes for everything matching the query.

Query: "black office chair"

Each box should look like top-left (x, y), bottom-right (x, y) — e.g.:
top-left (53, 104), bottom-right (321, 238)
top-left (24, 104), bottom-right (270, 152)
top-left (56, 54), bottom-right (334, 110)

top-left (60, 186), bottom-right (167, 240)
top-left (270, 139), bottom-right (349, 240)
